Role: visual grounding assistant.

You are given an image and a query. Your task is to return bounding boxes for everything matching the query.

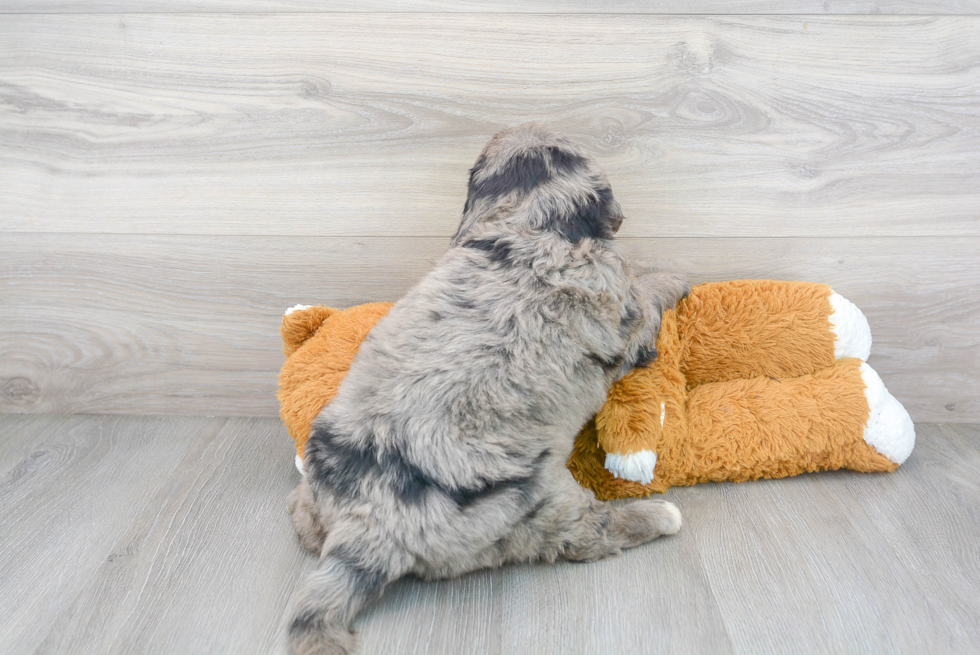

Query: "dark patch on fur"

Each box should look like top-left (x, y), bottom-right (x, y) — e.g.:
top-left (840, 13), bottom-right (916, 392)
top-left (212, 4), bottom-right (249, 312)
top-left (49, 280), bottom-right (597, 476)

top-left (448, 449), bottom-right (550, 508)
top-left (289, 610), bottom-right (324, 636)
top-left (461, 237), bottom-right (512, 263)
top-left (310, 425), bottom-right (550, 513)
top-left (387, 446), bottom-right (550, 510)
top-left (430, 310), bottom-right (443, 322)
top-left (464, 147), bottom-right (587, 213)
top-left (449, 475), bottom-right (528, 507)
top-left (522, 498), bottom-right (549, 522)
top-left (307, 425), bottom-right (378, 500)
top-left (462, 238), bottom-right (495, 252)
top-left (620, 302), bottom-right (641, 334)
top-left (330, 544), bottom-right (389, 601)
top-left (462, 140), bottom-right (617, 244)
top-left (463, 152), bottom-right (546, 212)
top-left (633, 345), bottom-right (658, 369)
top-left (547, 147), bottom-right (588, 174)
top-left (551, 185), bottom-right (619, 243)
top-left (383, 448), bottom-right (439, 505)
top-left (587, 352), bottom-right (625, 371)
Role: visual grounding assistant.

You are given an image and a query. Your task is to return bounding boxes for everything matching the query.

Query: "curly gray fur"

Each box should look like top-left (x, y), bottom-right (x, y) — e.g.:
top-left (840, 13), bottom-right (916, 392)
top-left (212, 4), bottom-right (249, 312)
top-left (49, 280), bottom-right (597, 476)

top-left (286, 124), bottom-right (689, 655)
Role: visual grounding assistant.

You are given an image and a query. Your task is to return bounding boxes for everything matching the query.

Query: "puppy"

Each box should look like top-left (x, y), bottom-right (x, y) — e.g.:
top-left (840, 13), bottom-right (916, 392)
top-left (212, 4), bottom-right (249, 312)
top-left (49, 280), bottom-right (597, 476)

top-left (286, 123), bottom-right (689, 655)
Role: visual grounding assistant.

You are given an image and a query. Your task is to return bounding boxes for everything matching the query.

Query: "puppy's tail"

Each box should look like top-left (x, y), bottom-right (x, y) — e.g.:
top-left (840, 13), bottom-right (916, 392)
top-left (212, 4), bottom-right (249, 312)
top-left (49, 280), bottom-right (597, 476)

top-left (287, 547), bottom-right (394, 655)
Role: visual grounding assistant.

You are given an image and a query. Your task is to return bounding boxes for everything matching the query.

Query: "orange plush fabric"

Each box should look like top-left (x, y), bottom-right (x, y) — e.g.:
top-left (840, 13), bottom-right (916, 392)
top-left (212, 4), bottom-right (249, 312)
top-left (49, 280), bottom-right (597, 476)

top-left (278, 302), bottom-right (392, 459)
top-left (677, 280), bottom-right (838, 386)
top-left (279, 281), bottom-right (902, 500)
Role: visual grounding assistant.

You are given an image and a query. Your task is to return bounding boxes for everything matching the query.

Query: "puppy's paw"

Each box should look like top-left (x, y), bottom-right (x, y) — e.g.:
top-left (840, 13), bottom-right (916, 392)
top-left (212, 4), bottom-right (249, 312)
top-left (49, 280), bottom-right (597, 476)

top-left (654, 500), bottom-right (683, 535)
top-left (287, 478), bottom-right (327, 555)
top-left (636, 272), bottom-right (691, 311)
top-left (616, 499), bottom-right (683, 546)
top-left (289, 619), bottom-right (358, 655)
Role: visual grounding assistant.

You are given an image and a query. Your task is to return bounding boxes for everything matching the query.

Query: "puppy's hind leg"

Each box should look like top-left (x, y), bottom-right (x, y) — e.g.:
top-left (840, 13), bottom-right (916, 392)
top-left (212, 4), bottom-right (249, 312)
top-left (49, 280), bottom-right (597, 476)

top-left (287, 477), bottom-right (327, 555)
top-left (288, 539), bottom-right (406, 655)
top-left (563, 497), bottom-right (681, 563)
top-left (591, 498), bottom-right (682, 557)
top-left (510, 476), bottom-right (682, 564)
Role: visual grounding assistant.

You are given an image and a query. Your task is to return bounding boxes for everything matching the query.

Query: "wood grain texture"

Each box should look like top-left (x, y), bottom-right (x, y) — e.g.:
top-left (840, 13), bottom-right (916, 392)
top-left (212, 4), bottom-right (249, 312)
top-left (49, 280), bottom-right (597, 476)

top-left (357, 504), bottom-right (734, 655)
top-left (2, 15), bottom-right (978, 237)
top-left (2, 234), bottom-right (976, 421)
top-left (0, 414), bottom-right (216, 654)
top-left (0, 413), bottom-right (78, 479)
top-left (3, 0), bottom-right (980, 13)
top-left (681, 422), bottom-right (980, 653)
top-left (31, 417), bottom-right (307, 655)
top-left (1, 416), bottom-right (977, 654)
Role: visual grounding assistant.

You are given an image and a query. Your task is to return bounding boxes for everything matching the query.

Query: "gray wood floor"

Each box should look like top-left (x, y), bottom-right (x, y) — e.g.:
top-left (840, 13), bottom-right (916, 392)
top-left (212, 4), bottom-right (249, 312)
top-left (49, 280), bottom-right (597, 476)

top-left (1, 414), bottom-right (977, 654)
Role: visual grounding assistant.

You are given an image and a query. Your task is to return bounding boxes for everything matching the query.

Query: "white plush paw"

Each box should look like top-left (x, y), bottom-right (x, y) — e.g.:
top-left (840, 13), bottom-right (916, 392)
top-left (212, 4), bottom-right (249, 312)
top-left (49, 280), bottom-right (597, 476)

top-left (295, 453), bottom-right (306, 475)
top-left (284, 304), bottom-right (312, 316)
top-left (605, 450), bottom-right (657, 485)
top-left (860, 363), bottom-right (915, 465)
top-left (829, 291), bottom-right (872, 361)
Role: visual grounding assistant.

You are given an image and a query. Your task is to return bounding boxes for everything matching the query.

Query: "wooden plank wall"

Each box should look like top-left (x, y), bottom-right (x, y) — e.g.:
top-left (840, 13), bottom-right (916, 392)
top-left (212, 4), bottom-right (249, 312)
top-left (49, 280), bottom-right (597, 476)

top-left (1, 4), bottom-right (978, 421)
top-left (4, 1), bottom-right (980, 13)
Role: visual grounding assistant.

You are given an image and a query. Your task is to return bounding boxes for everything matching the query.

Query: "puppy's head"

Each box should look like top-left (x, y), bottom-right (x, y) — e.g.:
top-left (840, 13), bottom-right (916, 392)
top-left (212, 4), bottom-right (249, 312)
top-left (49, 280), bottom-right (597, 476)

top-left (451, 123), bottom-right (623, 246)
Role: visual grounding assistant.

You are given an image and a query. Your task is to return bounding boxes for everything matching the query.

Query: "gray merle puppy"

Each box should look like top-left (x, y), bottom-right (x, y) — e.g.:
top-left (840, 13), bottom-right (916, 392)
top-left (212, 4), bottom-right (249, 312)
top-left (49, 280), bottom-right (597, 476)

top-left (286, 123), bottom-right (690, 655)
